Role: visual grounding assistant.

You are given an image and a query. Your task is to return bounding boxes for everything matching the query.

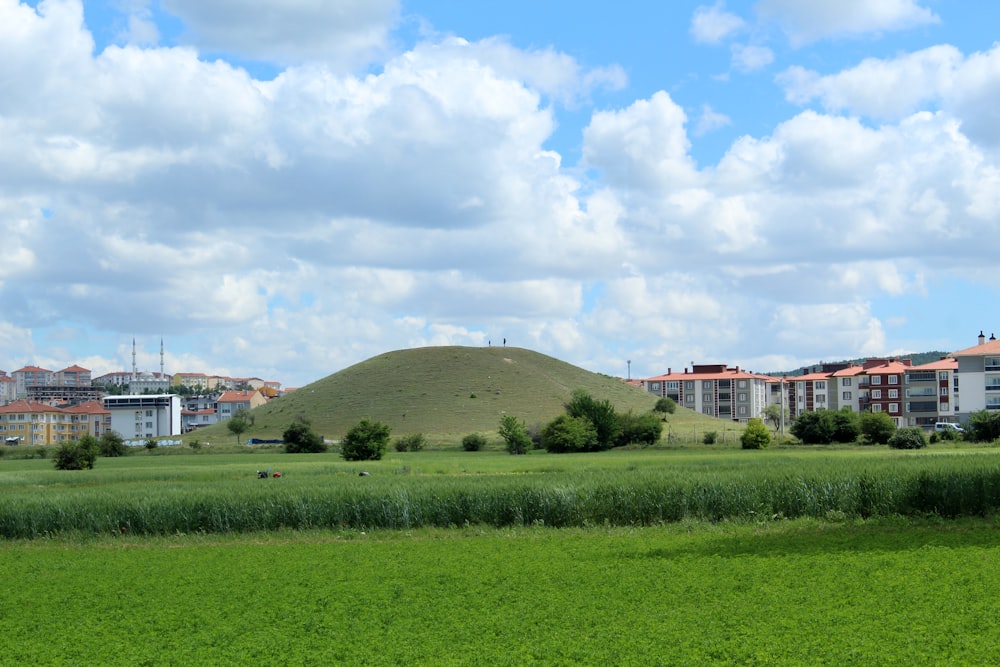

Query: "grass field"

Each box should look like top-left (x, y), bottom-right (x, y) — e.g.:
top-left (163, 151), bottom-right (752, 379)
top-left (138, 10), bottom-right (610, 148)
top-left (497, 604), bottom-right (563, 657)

top-left (3, 519), bottom-right (1000, 664)
top-left (5, 446), bottom-right (1000, 663)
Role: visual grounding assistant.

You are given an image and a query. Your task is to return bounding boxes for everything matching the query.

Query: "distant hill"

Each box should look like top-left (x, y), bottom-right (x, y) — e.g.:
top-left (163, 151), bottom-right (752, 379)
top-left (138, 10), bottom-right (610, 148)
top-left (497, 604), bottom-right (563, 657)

top-left (194, 346), bottom-right (674, 444)
top-left (774, 351), bottom-right (952, 377)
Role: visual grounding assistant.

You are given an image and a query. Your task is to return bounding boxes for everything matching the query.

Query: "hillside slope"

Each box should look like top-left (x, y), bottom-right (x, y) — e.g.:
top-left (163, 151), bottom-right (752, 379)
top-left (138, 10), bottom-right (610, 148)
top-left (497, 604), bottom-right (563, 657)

top-left (199, 346), bottom-right (661, 443)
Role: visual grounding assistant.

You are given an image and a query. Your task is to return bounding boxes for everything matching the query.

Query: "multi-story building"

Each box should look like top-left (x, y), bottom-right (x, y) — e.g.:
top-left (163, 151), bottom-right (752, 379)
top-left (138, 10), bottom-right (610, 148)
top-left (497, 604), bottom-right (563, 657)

top-left (642, 364), bottom-right (773, 422)
top-left (0, 373), bottom-right (14, 405)
top-left (830, 365), bottom-right (865, 412)
top-left (787, 370), bottom-right (833, 418)
top-left (103, 394), bottom-right (182, 440)
top-left (0, 400), bottom-right (111, 445)
top-left (217, 390), bottom-right (268, 421)
top-left (858, 359), bottom-right (911, 426)
top-left (12, 365), bottom-right (55, 399)
top-left (903, 357), bottom-right (958, 428)
top-left (953, 332), bottom-right (1000, 420)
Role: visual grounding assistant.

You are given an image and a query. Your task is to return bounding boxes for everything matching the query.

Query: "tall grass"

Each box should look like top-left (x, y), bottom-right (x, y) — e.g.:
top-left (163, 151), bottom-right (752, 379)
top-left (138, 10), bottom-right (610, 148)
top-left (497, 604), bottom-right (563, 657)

top-left (5, 452), bottom-right (1000, 537)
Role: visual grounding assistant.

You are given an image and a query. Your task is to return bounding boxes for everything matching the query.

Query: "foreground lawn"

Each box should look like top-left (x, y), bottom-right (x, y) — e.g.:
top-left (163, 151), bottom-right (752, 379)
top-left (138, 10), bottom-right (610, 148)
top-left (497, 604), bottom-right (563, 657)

top-left (2, 518), bottom-right (999, 665)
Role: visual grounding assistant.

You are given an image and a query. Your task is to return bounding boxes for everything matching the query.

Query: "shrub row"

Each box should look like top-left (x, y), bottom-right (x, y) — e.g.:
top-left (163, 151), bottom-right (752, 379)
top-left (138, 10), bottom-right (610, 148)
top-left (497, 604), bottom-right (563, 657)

top-left (6, 461), bottom-right (1000, 538)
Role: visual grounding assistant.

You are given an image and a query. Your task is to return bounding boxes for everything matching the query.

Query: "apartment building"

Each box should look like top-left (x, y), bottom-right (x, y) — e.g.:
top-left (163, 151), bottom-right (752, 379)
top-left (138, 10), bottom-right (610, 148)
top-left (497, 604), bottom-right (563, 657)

top-left (642, 364), bottom-right (773, 422)
top-left (104, 394), bottom-right (182, 439)
top-left (903, 357), bottom-right (958, 428)
top-left (0, 400), bottom-right (111, 445)
top-left (217, 390), bottom-right (267, 420)
top-left (858, 359), bottom-right (911, 426)
top-left (952, 332), bottom-right (1000, 420)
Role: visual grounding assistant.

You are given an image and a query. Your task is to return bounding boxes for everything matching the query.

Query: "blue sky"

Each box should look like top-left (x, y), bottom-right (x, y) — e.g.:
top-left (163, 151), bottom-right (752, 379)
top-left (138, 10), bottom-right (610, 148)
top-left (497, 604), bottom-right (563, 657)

top-left (2, 0), bottom-right (1000, 388)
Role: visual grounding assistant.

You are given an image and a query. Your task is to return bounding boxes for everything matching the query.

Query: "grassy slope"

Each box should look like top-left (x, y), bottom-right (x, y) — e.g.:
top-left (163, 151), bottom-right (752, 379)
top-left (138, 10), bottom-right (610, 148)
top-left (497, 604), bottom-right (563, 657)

top-left (192, 346), bottom-right (735, 444)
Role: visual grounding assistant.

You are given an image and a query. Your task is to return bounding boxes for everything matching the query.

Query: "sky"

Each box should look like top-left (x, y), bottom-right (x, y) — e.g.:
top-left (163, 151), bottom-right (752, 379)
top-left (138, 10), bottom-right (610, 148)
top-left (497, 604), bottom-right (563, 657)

top-left (3, 0), bottom-right (1000, 388)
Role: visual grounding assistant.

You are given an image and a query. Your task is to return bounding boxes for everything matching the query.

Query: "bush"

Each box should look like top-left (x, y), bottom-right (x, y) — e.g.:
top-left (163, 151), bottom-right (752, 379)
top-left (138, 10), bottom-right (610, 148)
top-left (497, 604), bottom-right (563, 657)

top-left (461, 433), bottom-right (488, 451)
top-left (98, 432), bottom-right (128, 457)
top-left (394, 433), bottom-right (426, 452)
top-left (830, 409), bottom-right (861, 443)
top-left (542, 415), bottom-right (599, 453)
top-left (741, 418), bottom-right (771, 449)
top-left (888, 426), bottom-right (927, 450)
top-left (341, 419), bottom-right (390, 461)
top-left (284, 422), bottom-right (327, 453)
top-left (790, 411), bottom-right (834, 444)
top-left (653, 397), bottom-right (677, 416)
top-left (54, 436), bottom-right (99, 470)
top-left (968, 410), bottom-right (1000, 442)
top-left (702, 431), bottom-right (718, 445)
top-left (565, 389), bottom-right (620, 451)
top-left (498, 415), bottom-right (532, 455)
top-left (616, 412), bottom-right (663, 447)
top-left (144, 439), bottom-right (158, 451)
top-left (860, 411), bottom-right (896, 445)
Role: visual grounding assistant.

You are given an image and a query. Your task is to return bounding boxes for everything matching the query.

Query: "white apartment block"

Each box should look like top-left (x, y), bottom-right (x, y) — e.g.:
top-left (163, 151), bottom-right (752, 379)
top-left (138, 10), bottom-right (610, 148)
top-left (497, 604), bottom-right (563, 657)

top-left (642, 364), bottom-right (773, 422)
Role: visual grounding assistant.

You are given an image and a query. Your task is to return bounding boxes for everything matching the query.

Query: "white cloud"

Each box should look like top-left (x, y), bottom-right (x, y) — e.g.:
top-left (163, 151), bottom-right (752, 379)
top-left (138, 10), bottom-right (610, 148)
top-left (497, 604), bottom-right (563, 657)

top-left (691, 2), bottom-right (747, 45)
top-left (694, 104), bottom-right (732, 136)
top-left (757, 0), bottom-right (939, 45)
top-left (730, 43), bottom-right (774, 72)
top-left (161, 0), bottom-right (399, 68)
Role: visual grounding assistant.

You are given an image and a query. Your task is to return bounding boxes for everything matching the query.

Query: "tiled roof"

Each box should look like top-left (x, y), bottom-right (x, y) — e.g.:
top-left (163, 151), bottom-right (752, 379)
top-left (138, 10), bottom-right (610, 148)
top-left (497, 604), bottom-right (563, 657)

top-left (953, 339), bottom-right (1000, 356)
top-left (911, 357), bottom-right (957, 371)
top-left (0, 399), bottom-right (64, 414)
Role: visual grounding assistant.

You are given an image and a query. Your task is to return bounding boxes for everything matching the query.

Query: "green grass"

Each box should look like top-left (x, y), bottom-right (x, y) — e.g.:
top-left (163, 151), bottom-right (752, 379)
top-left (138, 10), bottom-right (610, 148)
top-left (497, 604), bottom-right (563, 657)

top-left (4, 519), bottom-right (1000, 664)
top-left (7, 446), bottom-right (1000, 538)
top-left (187, 345), bottom-right (729, 444)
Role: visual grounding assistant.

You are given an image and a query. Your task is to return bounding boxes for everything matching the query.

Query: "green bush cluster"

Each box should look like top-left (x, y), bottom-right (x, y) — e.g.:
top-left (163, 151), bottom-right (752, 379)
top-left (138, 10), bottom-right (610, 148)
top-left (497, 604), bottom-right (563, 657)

top-left (341, 419), bottom-right (390, 461)
top-left (461, 433), bottom-right (488, 451)
top-left (740, 419), bottom-right (770, 449)
top-left (527, 389), bottom-right (663, 454)
top-left (498, 415), bottom-right (532, 455)
top-left (888, 426), bottom-right (927, 450)
top-left (394, 433), bottom-right (427, 452)
top-left (790, 409), bottom-right (861, 444)
top-left (283, 421), bottom-right (327, 453)
top-left (53, 435), bottom-right (99, 470)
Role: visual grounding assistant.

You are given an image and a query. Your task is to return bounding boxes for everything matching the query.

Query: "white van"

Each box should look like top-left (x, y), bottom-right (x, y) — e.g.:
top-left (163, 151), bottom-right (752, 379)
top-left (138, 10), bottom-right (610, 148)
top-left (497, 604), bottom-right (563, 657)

top-left (934, 422), bottom-right (965, 433)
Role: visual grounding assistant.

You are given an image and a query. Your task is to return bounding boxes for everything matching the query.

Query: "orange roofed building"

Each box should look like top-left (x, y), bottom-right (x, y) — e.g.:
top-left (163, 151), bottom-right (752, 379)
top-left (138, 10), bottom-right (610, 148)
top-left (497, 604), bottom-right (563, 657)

top-left (641, 364), bottom-right (775, 422)
top-left (0, 400), bottom-right (111, 445)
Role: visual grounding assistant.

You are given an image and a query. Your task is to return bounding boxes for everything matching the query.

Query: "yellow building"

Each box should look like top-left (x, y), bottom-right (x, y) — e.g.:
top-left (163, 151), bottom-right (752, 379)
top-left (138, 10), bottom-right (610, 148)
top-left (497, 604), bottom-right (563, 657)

top-left (0, 400), bottom-right (111, 446)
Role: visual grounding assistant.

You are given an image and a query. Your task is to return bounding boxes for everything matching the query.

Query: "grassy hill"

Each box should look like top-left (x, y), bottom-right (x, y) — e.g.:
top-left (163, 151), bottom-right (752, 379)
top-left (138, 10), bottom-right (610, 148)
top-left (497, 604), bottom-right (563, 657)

top-left (192, 346), bottom-right (731, 446)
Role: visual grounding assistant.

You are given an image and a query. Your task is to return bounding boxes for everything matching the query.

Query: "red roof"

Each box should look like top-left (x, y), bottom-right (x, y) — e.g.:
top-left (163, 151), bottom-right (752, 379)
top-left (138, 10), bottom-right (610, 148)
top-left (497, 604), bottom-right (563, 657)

top-left (953, 339), bottom-right (1000, 356)
top-left (911, 357), bottom-right (957, 371)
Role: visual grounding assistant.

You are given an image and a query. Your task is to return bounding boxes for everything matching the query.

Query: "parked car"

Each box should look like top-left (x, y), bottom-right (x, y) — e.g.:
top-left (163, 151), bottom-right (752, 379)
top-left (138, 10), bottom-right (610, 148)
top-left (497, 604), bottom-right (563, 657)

top-left (934, 422), bottom-right (965, 433)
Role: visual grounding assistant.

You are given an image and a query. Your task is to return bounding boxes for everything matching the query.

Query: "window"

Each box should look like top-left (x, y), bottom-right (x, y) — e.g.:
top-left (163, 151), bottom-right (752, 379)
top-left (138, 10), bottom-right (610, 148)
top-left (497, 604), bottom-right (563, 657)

top-left (815, 381), bottom-right (826, 390)
top-left (145, 410), bottom-right (153, 417)
top-left (843, 391), bottom-right (852, 400)
top-left (871, 376), bottom-right (882, 385)
top-left (666, 381), bottom-right (679, 390)
top-left (940, 387), bottom-right (949, 396)
top-left (703, 381), bottom-right (712, 390)
top-left (738, 393), bottom-right (747, 402)
top-left (888, 389), bottom-right (898, 399)
top-left (650, 382), bottom-right (659, 391)
top-left (889, 403), bottom-right (899, 414)
top-left (939, 371), bottom-right (949, 380)
top-left (889, 375), bottom-right (898, 385)
top-left (816, 394), bottom-right (826, 403)
top-left (739, 406), bottom-right (747, 415)
top-left (871, 389), bottom-right (882, 399)
top-left (872, 404), bottom-right (883, 412)
top-left (842, 378), bottom-right (852, 387)
top-left (738, 380), bottom-right (748, 389)
top-left (684, 381), bottom-right (694, 390)
top-left (685, 395), bottom-right (694, 404)
top-left (145, 421), bottom-right (153, 428)
top-left (940, 402), bottom-right (949, 412)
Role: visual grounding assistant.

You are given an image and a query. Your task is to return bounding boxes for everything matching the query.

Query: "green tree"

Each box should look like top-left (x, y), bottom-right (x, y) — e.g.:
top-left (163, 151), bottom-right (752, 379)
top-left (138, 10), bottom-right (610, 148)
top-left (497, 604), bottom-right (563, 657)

top-left (461, 433), bottom-right (488, 451)
top-left (498, 415), bottom-right (532, 455)
top-left (541, 414), bottom-right (598, 453)
top-left (54, 436), bottom-right (99, 470)
top-left (830, 409), bottom-right (861, 443)
top-left (762, 404), bottom-right (788, 431)
top-left (565, 389), bottom-right (621, 450)
top-left (967, 410), bottom-right (1000, 442)
top-left (227, 408), bottom-right (251, 446)
top-left (741, 418), bottom-right (771, 449)
top-left (283, 421), bottom-right (326, 453)
top-left (98, 431), bottom-right (127, 457)
top-left (888, 426), bottom-right (927, 449)
top-left (653, 397), bottom-right (677, 417)
top-left (790, 410), bottom-right (834, 444)
top-left (394, 433), bottom-right (426, 452)
top-left (341, 418), bottom-right (390, 461)
top-left (860, 411), bottom-right (896, 445)
top-left (617, 411), bottom-right (664, 447)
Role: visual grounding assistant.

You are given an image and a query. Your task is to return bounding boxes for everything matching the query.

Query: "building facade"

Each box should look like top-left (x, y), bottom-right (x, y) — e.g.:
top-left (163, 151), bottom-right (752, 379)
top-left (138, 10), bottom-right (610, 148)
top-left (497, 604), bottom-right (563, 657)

top-left (642, 364), bottom-right (773, 422)
top-left (103, 395), bottom-right (182, 439)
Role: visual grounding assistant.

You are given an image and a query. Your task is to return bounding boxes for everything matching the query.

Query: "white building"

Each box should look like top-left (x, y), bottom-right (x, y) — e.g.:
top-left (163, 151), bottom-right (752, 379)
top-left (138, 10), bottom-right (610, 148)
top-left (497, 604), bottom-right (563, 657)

top-left (953, 332), bottom-right (1000, 420)
top-left (103, 394), bottom-right (182, 439)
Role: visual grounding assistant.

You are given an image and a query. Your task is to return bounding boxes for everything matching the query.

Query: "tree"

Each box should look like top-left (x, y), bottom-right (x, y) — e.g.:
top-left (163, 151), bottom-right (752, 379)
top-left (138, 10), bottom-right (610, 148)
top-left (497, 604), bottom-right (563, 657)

top-left (830, 409), bottom-right (861, 443)
top-left (541, 415), bottom-right (598, 453)
top-left (888, 426), bottom-right (927, 449)
top-left (98, 431), bottom-right (127, 457)
top-left (741, 418), bottom-right (771, 449)
top-left (790, 410), bottom-right (834, 444)
top-left (498, 415), bottom-right (532, 455)
top-left (461, 433), bottom-right (488, 451)
top-left (616, 411), bottom-right (663, 447)
top-left (341, 418), bottom-right (390, 461)
top-left (653, 397), bottom-right (677, 417)
top-left (967, 410), bottom-right (1000, 442)
top-left (283, 421), bottom-right (327, 453)
top-left (227, 408), bottom-right (251, 446)
top-left (762, 404), bottom-right (788, 431)
top-left (54, 436), bottom-right (99, 470)
top-left (565, 389), bottom-right (621, 450)
top-left (860, 411), bottom-right (896, 445)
